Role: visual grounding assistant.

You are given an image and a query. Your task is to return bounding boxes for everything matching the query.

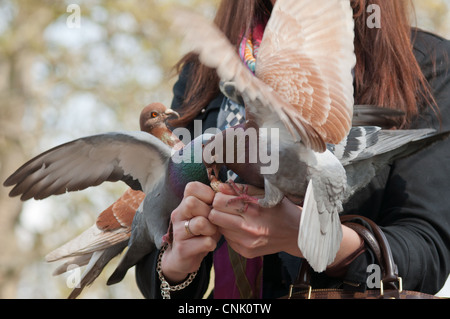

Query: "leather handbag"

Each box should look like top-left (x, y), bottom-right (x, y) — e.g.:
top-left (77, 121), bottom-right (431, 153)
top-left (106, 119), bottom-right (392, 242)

top-left (284, 215), bottom-right (442, 299)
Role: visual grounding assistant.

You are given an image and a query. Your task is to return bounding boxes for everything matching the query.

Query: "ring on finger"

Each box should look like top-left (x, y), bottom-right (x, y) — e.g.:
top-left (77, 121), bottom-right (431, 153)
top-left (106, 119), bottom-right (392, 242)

top-left (185, 219), bottom-right (194, 236)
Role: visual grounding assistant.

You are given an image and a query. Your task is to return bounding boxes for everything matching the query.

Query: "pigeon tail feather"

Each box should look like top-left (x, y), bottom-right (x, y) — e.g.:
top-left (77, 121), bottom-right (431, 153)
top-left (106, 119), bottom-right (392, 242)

top-left (298, 180), bottom-right (343, 272)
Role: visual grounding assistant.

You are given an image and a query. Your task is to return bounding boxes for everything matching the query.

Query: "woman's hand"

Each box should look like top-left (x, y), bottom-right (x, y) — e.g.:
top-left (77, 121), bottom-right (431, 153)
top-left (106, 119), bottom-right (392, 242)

top-left (161, 182), bottom-right (221, 284)
top-left (209, 183), bottom-right (303, 258)
top-left (209, 183), bottom-right (364, 272)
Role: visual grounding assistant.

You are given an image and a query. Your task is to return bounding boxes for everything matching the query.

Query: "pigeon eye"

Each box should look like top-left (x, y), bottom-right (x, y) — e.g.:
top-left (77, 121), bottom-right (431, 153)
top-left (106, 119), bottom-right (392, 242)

top-left (151, 112), bottom-right (158, 118)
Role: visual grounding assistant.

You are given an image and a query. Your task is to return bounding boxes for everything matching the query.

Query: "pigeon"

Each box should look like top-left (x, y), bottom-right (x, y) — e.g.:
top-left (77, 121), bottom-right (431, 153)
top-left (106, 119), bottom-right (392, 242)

top-left (302, 127), bottom-right (449, 265)
top-left (43, 103), bottom-right (180, 298)
top-left (173, 0), bottom-right (356, 150)
top-left (15, 103), bottom-right (408, 297)
top-left (172, 0), bottom-right (449, 271)
top-left (172, 0), bottom-right (354, 271)
top-left (3, 123), bottom-right (220, 285)
top-left (204, 123), bottom-right (449, 271)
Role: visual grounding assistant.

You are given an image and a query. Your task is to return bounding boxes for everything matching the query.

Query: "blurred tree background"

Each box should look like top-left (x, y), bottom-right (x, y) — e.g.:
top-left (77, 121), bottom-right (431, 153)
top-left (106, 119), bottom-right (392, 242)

top-left (0, 0), bottom-right (449, 299)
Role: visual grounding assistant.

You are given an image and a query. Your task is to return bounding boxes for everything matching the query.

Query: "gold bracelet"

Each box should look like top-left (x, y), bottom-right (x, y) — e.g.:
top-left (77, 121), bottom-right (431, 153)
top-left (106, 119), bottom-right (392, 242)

top-left (156, 244), bottom-right (198, 299)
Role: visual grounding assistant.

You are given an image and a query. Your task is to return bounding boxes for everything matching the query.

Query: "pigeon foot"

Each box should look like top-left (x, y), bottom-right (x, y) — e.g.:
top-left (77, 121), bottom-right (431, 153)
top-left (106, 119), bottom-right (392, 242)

top-left (162, 222), bottom-right (173, 245)
top-left (226, 180), bottom-right (259, 213)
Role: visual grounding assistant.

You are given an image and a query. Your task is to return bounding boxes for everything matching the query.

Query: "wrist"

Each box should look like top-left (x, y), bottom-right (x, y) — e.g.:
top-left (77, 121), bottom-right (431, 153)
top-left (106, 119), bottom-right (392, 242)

top-left (160, 246), bottom-right (191, 284)
top-left (325, 225), bottom-right (365, 277)
top-left (157, 244), bottom-right (198, 299)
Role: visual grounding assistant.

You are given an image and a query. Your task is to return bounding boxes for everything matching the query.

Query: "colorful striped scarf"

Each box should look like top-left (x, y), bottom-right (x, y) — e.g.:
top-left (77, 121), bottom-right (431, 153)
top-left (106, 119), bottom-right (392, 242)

top-left (239, 23), bottom-right (266, 74)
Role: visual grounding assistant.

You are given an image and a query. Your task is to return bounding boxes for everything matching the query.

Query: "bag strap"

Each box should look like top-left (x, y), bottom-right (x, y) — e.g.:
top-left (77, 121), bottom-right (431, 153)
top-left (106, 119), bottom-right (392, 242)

top-left (293, 215), bottom-right (402, 297)
top-left (341, 215), bottom-right (399, 285)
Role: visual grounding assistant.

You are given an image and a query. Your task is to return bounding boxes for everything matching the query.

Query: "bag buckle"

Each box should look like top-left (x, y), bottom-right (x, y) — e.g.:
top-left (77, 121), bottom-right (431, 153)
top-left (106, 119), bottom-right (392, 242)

top-left (289, 284), bottom-right (312, 299)
top-left (380, 277), bottom-right (403, 298)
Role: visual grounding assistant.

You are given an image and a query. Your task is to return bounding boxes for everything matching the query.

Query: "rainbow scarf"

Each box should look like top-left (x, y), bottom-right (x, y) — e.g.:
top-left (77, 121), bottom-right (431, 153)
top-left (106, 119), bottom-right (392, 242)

top-left (239, 23), bottom-right (266, 74)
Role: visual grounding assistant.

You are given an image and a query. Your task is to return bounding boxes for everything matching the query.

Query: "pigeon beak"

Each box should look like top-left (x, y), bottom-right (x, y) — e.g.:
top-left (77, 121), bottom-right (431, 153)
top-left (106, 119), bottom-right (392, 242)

top-left (164, 109), bottom-right (180, 120)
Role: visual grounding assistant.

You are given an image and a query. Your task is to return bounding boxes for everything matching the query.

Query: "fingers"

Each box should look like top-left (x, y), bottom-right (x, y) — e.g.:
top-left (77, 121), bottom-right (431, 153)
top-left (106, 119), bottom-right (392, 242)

top-left (170, 181), bottom-right (220, 242)
top-left (184, 181), bottom-right (215, 205)
top-left (209, 207), bottom-right (243, 230)
top-left (170, 236), bottom-right (218, 259)
top-left (212, 192), bottom-right (254, 216)
top-left (176, 216), bottom-right (218, 238)
top-left (173, 195), bottom-right (212, 221)
top-left (209, 192), bottom-right (257, 245)
top-left (161, 182), bottom-right (220, 283)
top-left (209, 208), bottom-right (267, 259)
top-left (172, 182), bottom-right (215, 223)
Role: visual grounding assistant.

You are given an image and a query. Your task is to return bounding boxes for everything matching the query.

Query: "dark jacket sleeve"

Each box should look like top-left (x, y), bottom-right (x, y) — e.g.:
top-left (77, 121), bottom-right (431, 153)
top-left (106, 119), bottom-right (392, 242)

top-left (380, 32), bottom-right (450, 294)
top-left (336, 31), bottom-right (450, 295)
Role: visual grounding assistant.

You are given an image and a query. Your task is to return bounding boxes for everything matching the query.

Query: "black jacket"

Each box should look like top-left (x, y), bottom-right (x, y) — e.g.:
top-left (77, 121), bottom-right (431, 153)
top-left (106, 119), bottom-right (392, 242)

top-left (135, 30), bottom-right (450, 298)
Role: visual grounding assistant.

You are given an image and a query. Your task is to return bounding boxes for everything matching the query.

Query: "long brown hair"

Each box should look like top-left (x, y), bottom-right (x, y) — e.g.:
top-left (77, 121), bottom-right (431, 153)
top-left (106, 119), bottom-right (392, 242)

top-left (171, 0), bottom-right (436, 129)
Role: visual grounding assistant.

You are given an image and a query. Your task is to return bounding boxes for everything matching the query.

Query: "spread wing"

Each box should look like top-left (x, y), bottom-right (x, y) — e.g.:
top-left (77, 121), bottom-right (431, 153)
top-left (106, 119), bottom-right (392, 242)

top-left (172, 0), bottom-right (355, 150)
top-left (4, 132), bottom-right (172, 201)
top-left (171, 7), bottom-right (326, 152)
top-left (333, 128), bottom-right (438, 166)
top-left (257, 0), bottom-right (355, 145)
top-left (332, 128), bottom-right (448, 201)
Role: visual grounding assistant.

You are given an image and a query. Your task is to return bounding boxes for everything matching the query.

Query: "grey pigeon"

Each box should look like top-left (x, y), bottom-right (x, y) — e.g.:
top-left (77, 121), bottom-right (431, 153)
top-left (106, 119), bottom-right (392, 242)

top-left (4, 132), bottom-right (215, 284)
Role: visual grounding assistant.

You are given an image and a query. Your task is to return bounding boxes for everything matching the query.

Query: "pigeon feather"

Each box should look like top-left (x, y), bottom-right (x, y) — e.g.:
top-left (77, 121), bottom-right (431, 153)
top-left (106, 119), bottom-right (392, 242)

top-left (4, 132), bottom-right (172, 200)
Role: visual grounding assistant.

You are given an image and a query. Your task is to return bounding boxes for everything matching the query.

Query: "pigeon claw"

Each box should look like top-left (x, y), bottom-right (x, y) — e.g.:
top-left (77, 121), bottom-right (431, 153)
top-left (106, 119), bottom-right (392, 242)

top-left (207, 166), bottom-right (223, 193)
top-left (162, 222), bottom-right (173, 245)
top-left (226, 179), bottom-right (248, 196)
top-left (226, 180), bottom-right (259, 213)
